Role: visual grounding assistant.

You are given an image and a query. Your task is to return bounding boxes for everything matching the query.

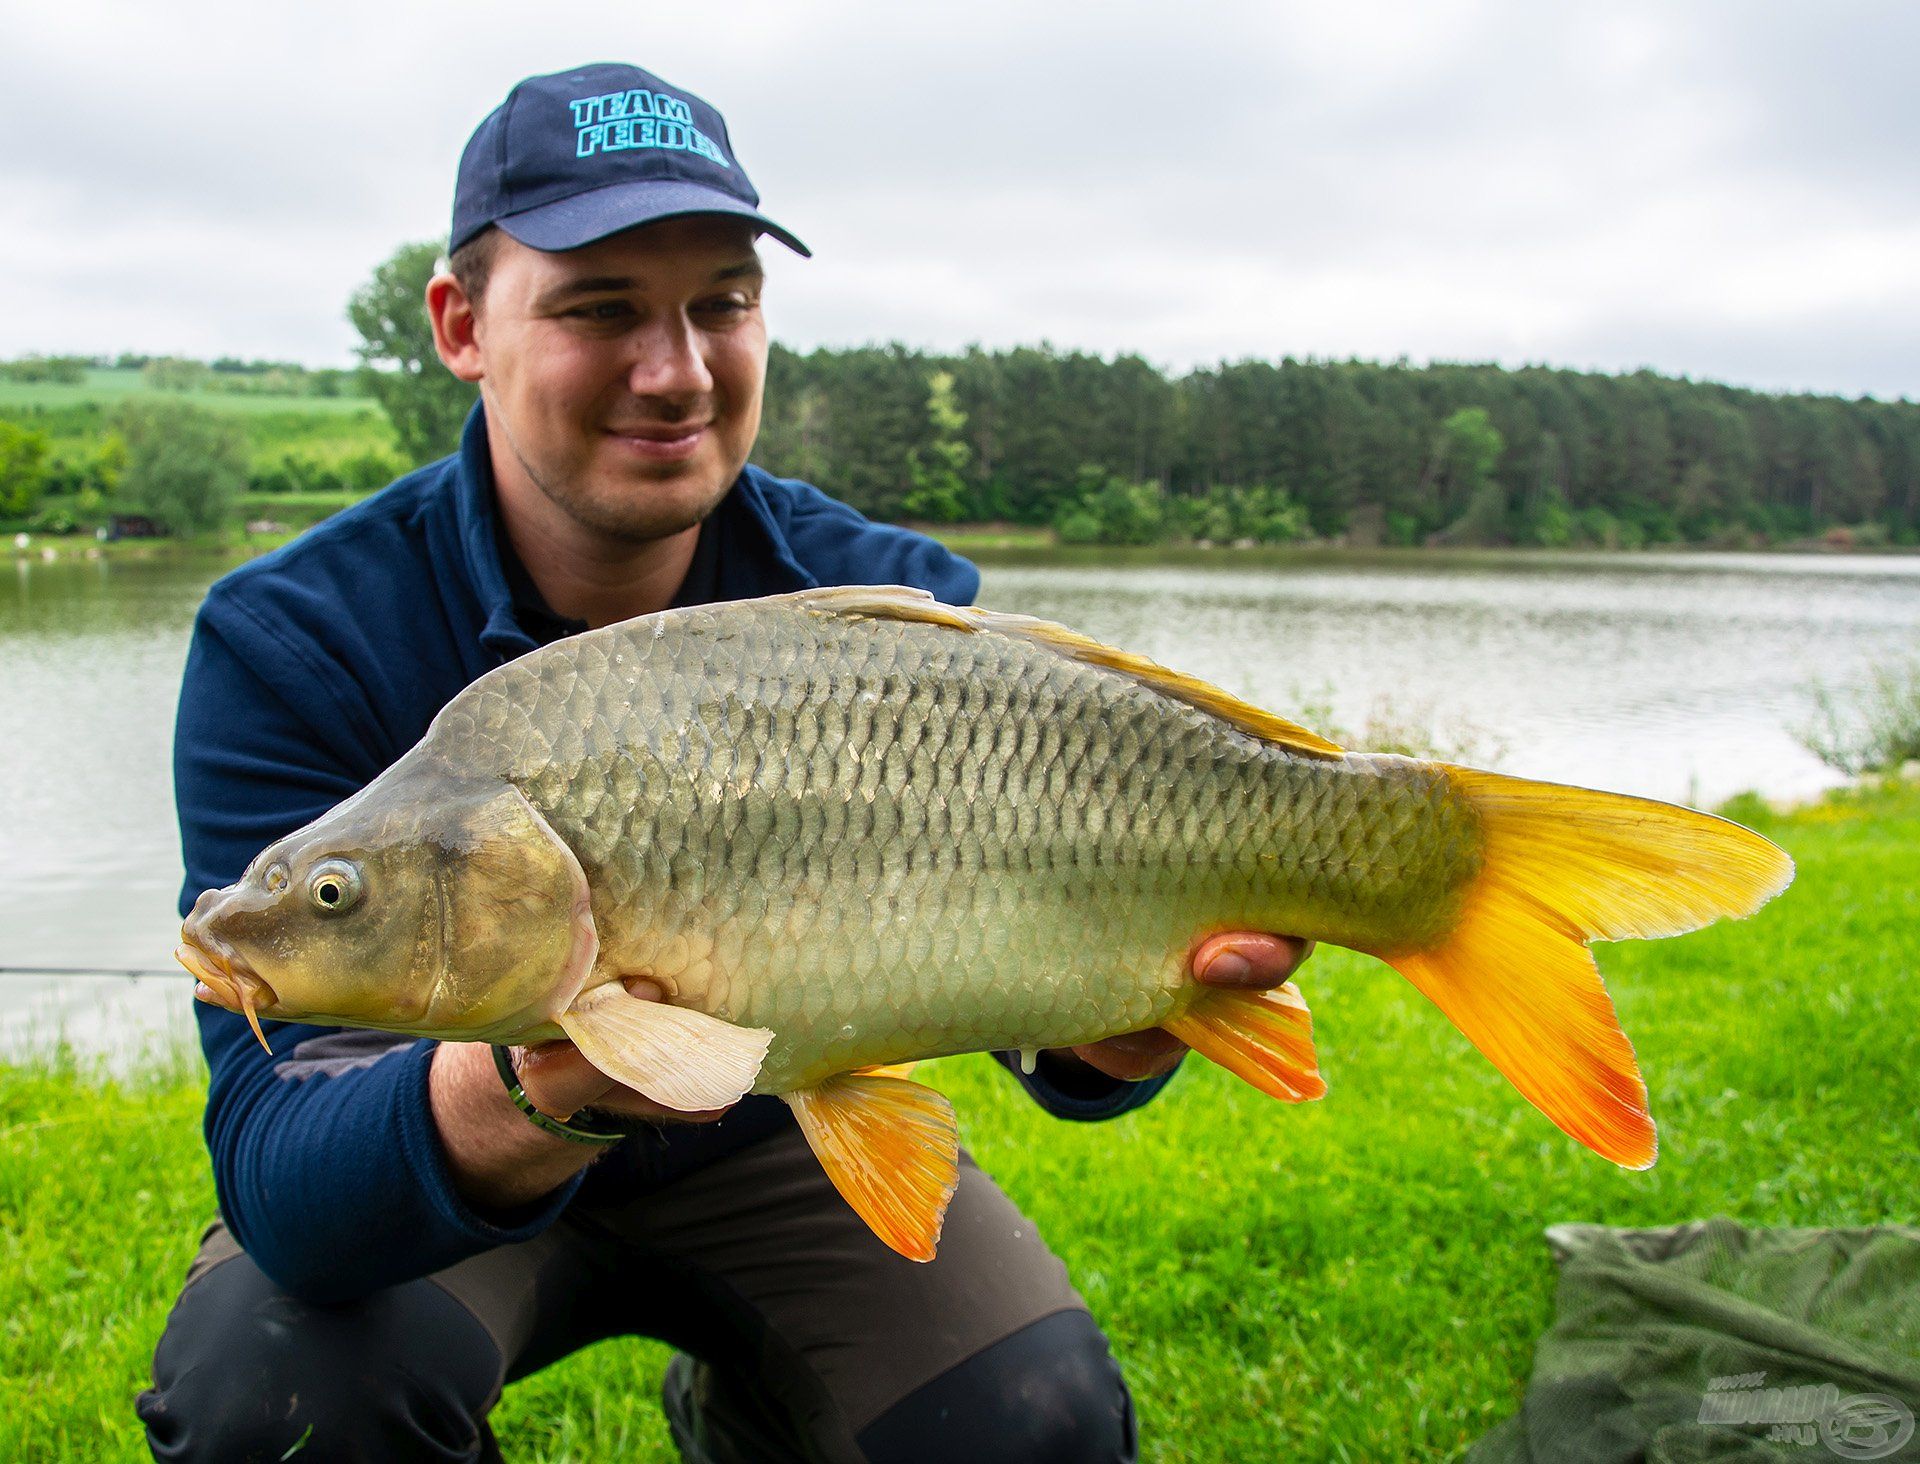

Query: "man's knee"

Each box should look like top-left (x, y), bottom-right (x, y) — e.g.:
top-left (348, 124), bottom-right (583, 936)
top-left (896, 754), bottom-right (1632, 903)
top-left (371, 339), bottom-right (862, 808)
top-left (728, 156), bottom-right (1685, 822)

top-left (855, 1309), bottom-right (1137, 1464)
top-left (138, 1251), bottom-right (503, 1463)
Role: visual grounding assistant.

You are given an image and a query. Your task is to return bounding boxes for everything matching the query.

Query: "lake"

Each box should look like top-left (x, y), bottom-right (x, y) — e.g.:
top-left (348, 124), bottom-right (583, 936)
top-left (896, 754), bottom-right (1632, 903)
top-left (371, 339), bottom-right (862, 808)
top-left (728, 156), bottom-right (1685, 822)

top-left (4, 546), bottom-right (1915, 1062)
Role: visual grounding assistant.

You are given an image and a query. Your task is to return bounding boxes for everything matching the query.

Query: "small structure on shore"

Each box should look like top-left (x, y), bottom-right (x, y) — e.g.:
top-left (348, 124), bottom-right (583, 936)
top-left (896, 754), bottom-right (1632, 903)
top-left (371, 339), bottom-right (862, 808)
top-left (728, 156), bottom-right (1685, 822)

top-left (105, 514), bottom-right (164, 541)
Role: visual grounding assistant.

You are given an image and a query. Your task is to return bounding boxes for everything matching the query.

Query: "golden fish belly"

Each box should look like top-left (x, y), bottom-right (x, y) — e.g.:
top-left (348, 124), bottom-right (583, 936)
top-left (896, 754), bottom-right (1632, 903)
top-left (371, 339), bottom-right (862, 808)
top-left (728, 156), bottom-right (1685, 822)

top-left (426, 598), bottom-right (1484, 1093)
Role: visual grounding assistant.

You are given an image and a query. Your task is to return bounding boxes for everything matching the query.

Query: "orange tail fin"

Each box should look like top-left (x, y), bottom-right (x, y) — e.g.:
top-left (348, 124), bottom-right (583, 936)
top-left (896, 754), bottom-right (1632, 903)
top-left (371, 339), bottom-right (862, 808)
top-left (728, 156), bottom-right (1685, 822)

top-left (1384, 768), bottom-right (1794, 1168)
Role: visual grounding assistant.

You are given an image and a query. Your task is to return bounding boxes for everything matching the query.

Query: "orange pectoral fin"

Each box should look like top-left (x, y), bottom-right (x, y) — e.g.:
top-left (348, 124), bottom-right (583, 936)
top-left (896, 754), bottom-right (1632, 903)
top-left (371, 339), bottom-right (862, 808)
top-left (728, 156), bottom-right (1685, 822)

top-left (1163, 982), bottom-right (1328, 1103)
top-left (782, 1073), bottom-right (960, 1263)
top-left (557, 984), bottom-right (772, 1112)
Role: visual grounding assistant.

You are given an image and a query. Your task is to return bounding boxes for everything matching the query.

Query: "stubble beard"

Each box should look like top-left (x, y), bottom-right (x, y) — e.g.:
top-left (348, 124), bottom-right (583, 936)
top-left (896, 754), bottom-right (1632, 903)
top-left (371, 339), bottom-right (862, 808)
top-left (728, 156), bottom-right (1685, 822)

top-left (494, 400), bottom-right (729, 546)
top-left (538, 465), bottom-right (721, 545)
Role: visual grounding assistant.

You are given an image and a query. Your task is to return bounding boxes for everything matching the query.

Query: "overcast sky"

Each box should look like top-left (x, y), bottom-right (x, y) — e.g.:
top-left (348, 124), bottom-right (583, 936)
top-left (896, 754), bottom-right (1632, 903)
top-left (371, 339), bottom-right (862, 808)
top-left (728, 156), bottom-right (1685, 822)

top-left (3, 0), bottom-right (1914, 398)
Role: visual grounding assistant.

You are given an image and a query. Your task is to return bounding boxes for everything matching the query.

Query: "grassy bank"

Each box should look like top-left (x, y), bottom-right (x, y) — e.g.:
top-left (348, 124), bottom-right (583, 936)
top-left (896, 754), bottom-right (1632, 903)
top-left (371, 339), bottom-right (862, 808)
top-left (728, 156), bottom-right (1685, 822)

top-left (3, 782), bottom-right (1915, 1460)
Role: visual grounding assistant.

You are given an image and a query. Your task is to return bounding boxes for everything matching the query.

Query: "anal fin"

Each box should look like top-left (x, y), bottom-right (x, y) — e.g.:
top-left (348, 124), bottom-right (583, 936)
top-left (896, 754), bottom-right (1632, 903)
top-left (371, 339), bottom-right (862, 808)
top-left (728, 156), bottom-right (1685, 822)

top-left (558, 983), bottom-right (772, 1112)
top-left (783, 1073), bottom-right (960, 1262)
top-left (1163, 982), bottom-right (1329, 1103)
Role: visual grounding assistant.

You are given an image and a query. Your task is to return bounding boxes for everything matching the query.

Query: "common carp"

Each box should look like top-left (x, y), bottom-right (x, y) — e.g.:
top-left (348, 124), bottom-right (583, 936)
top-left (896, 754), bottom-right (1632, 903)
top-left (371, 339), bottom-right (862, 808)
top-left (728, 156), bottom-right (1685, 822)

top-left (179, 586), bottom-right (1793, 1260)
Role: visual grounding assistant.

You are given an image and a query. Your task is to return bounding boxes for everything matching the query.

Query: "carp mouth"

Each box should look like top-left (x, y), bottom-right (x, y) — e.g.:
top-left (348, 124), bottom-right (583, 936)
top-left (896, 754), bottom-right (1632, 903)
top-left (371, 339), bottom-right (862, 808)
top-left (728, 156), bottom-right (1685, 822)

top-left (176, 934), bottom-right (278, 1054)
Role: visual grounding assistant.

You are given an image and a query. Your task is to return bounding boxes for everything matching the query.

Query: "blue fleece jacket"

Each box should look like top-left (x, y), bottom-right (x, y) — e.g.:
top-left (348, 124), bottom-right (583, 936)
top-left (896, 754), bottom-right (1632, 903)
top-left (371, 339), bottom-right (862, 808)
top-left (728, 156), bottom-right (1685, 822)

top-left (175, 407), bottom-right (1175, 1303)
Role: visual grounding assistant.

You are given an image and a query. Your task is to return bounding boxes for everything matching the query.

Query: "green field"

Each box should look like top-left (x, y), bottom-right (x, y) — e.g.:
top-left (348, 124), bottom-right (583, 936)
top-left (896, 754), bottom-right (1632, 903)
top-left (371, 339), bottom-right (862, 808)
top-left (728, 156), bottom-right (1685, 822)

top-left (0, 369), bottom-right (402, 516)
top-left (3, 782), bottom-right (1914, 1460)
top-left (0, 367), bottom-right (376, 415)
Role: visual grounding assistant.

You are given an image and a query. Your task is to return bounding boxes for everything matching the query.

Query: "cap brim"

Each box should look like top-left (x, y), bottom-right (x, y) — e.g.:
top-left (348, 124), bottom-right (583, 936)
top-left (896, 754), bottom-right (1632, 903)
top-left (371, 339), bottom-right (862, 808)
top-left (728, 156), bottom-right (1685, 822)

top-left (497, 179), bottom-right (810, 258)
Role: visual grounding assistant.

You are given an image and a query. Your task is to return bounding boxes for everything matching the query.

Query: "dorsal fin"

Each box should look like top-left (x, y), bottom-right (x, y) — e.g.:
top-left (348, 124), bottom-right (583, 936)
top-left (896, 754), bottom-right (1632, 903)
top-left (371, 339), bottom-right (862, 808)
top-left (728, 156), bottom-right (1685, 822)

top-left (792, 585), bottom-right (1345, 760)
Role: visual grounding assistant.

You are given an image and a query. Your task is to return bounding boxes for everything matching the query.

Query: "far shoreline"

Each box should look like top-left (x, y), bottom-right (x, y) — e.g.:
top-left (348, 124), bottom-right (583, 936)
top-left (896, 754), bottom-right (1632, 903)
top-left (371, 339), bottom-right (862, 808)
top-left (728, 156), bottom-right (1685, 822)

top-left (11, 519), bottom-right (1920, 569)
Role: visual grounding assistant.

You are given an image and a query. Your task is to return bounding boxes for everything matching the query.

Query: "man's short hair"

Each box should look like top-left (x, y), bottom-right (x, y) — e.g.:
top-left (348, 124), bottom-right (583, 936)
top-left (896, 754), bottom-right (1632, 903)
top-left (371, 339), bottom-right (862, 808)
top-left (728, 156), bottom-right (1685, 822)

top-left (449, 226), bottom-right (501, 311)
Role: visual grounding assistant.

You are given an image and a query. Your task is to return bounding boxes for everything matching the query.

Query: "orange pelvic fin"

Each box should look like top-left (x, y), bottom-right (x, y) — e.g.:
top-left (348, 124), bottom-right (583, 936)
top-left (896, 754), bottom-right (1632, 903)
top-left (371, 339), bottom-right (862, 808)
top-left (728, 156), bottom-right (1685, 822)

top-left (853, 1060), bottom-right (920, 1080)
top-left (1163, 982), bottom-right (1328, 1103)
top-left (783, 1072), bottom-right (960, 1263)
top-left (1384, 768), bottom-right (1795, 1170)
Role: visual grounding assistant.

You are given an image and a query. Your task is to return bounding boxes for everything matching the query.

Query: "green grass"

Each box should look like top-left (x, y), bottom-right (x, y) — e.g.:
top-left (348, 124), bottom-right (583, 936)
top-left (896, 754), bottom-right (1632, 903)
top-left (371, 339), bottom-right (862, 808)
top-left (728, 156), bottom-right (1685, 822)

top-left (0, 368), bottom-right (375, 415)
top-left (236, 489), bottom-right (377, 528)
top-left (3, 782), bottom-right (1915, 1460)
top-left (923, 523), bottom-right (1059, 552)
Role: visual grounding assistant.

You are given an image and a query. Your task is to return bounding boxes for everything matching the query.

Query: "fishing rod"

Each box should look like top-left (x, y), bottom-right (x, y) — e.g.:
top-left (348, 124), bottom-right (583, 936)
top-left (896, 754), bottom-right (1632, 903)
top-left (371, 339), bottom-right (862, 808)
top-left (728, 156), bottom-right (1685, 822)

top-left (0, 965), bottom-right (182, 978)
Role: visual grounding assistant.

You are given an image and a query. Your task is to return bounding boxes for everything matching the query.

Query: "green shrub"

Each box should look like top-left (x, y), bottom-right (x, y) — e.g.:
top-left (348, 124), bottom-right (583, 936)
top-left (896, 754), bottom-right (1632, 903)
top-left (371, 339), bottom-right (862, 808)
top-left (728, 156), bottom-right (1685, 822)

top-left (1054, 507), bottom-right (1102, 545)
top-left (1052, 468), bottom-right (1166, 546)
top-left (0, 421), bottom-right (52, 517)
top-left (1522, 483), bottom-right (1575, 547)
top-left (141, 356), bottom-right (211, 393)
top-left (1291, 690), bottom-right (1510, 765)
top-left (26, 492), bottom-right (100, 535)
top-left (40, 434), bottom-right (125, 499)
top-left (0, 354), bottom-right (89, 384)
top-left (1798, 661), bottom-right (1920, 775)
top-left (115, 401), bottom-right (249, 535)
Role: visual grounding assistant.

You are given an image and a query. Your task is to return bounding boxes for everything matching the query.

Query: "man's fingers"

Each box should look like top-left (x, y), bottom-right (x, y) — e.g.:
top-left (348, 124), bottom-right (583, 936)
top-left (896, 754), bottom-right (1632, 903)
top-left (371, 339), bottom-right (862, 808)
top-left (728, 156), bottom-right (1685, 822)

top-left (1069, 1029), bottom-right (1188, 1081)
top-left (512, 1040), bottom-right (616, 1119)
top-left (514, 976), bottom-right (678, 1118)
top-left (1193, 932), bottom-right (1315, 989)
top-left (513, 1036), bottom-right (733, 1126)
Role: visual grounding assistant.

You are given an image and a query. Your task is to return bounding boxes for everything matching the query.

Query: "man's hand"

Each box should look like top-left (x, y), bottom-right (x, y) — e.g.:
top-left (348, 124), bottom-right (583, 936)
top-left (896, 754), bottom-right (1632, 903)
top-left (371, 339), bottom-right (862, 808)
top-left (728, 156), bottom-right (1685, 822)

top-left (429, 977), bottom-right (731, 1212)
top-left (1054, 933), bottom-right (1315, 1082)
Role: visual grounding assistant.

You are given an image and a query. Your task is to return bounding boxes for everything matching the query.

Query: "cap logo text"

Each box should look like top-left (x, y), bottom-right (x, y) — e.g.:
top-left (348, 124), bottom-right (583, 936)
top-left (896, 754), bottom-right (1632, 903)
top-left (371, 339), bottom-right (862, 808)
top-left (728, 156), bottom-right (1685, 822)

top-left (568, 89), bottom-right (731, 168)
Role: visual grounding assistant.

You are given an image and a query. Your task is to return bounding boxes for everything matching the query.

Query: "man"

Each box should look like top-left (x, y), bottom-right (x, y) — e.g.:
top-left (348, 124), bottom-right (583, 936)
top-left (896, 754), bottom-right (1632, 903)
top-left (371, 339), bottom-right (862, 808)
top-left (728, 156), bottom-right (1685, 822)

top-left (139, 62), bottom-right (1309, 1462)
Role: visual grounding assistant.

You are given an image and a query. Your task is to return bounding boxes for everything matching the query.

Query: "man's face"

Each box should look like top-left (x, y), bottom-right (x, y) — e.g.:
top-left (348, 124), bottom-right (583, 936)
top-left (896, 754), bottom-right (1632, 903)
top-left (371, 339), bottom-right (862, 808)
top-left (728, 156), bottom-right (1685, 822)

top-left (461, 215), bottom-right (769, 544)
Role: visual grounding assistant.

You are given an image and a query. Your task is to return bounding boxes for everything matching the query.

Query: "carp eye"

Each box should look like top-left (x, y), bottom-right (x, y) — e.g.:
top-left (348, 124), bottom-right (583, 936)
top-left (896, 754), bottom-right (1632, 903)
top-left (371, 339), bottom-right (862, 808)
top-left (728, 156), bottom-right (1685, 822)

top-left (263, 862), bottom-right (289, 895)
top-left (307, 860), bottom-right (363, 915)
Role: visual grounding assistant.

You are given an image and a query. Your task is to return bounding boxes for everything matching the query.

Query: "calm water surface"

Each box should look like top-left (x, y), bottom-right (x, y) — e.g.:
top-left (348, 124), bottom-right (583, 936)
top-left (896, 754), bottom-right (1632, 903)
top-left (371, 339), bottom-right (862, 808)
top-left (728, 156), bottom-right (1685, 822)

top-left (4, 548), bottom-right (1915, 1059)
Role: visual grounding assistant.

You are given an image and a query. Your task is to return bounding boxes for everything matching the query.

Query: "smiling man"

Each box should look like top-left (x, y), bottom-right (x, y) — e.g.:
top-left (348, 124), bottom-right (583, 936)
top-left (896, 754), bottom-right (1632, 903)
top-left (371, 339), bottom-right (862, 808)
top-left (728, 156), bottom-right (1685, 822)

top-left (138, 62), bottom-right (1309, 1464)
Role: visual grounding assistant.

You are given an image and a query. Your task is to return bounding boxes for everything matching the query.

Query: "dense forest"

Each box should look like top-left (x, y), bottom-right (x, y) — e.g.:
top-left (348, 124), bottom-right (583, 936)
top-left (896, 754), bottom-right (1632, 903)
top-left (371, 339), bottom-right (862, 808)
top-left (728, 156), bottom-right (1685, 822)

top-left (4, 331), bottom-right (1916, 549)
top-left (754, 345), bottom-right (1919, 547)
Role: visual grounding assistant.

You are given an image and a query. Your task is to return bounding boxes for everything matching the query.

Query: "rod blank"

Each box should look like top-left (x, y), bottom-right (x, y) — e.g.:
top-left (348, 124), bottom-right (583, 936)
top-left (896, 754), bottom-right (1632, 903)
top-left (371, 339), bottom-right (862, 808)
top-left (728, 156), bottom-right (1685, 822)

top-left (0, 965), bottom-right (180, 978)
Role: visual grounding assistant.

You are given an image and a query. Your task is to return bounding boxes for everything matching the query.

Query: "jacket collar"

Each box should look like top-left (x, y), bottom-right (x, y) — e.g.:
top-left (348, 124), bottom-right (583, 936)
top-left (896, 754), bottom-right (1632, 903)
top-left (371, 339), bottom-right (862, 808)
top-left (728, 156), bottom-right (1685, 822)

top-left (449, 404), bottom-right (817, 662)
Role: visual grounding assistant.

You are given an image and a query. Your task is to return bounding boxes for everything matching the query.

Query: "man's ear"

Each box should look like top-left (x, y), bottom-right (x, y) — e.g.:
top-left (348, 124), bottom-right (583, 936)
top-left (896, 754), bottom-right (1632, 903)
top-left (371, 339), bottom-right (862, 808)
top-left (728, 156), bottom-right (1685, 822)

top-left (426, 272), bottom-right (485, 384)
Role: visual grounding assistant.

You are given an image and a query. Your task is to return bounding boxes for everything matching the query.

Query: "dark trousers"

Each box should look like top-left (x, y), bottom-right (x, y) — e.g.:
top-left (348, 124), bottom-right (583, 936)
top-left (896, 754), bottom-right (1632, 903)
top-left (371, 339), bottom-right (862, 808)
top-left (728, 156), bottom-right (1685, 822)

top-left (137, 1127), bottom-right (1137, 1462)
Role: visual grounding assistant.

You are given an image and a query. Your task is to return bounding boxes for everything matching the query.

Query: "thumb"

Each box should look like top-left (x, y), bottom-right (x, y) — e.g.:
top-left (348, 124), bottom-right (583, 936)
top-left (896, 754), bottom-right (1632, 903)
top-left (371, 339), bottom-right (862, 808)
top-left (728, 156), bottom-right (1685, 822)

top-left (1193, 932), bottom-right (1315, 989)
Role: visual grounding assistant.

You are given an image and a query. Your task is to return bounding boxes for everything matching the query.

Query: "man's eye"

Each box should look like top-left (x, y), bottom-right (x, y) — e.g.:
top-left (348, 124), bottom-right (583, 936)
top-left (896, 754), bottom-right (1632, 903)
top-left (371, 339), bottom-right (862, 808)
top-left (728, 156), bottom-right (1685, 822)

top-left (571, 301), bottom-right (633, 322)
top-left (697, 294), bottom-right (754, 318)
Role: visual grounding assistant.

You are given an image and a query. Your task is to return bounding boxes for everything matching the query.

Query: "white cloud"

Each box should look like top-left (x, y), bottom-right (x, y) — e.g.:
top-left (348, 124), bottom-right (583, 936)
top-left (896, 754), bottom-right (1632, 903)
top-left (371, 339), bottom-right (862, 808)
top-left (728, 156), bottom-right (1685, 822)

top-left (1, 0), bottom-right (1913, 397)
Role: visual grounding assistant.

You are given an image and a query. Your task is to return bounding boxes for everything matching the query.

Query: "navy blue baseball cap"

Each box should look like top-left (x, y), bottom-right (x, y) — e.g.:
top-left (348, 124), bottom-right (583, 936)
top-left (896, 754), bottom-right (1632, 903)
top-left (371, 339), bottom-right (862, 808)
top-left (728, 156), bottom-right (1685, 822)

top-left (450, 62), bottom-right (808, 258)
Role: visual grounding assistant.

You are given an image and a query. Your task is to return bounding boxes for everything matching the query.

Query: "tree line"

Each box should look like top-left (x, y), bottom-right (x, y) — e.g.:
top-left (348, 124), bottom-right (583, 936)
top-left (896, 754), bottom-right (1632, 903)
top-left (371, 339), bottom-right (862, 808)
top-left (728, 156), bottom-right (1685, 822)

top-left (6, 237), bottom-right (1916, 548)
top-left (752, 345), bottom-right (1918, 547)
top-left (0, 352), bottom-right (356, 397)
